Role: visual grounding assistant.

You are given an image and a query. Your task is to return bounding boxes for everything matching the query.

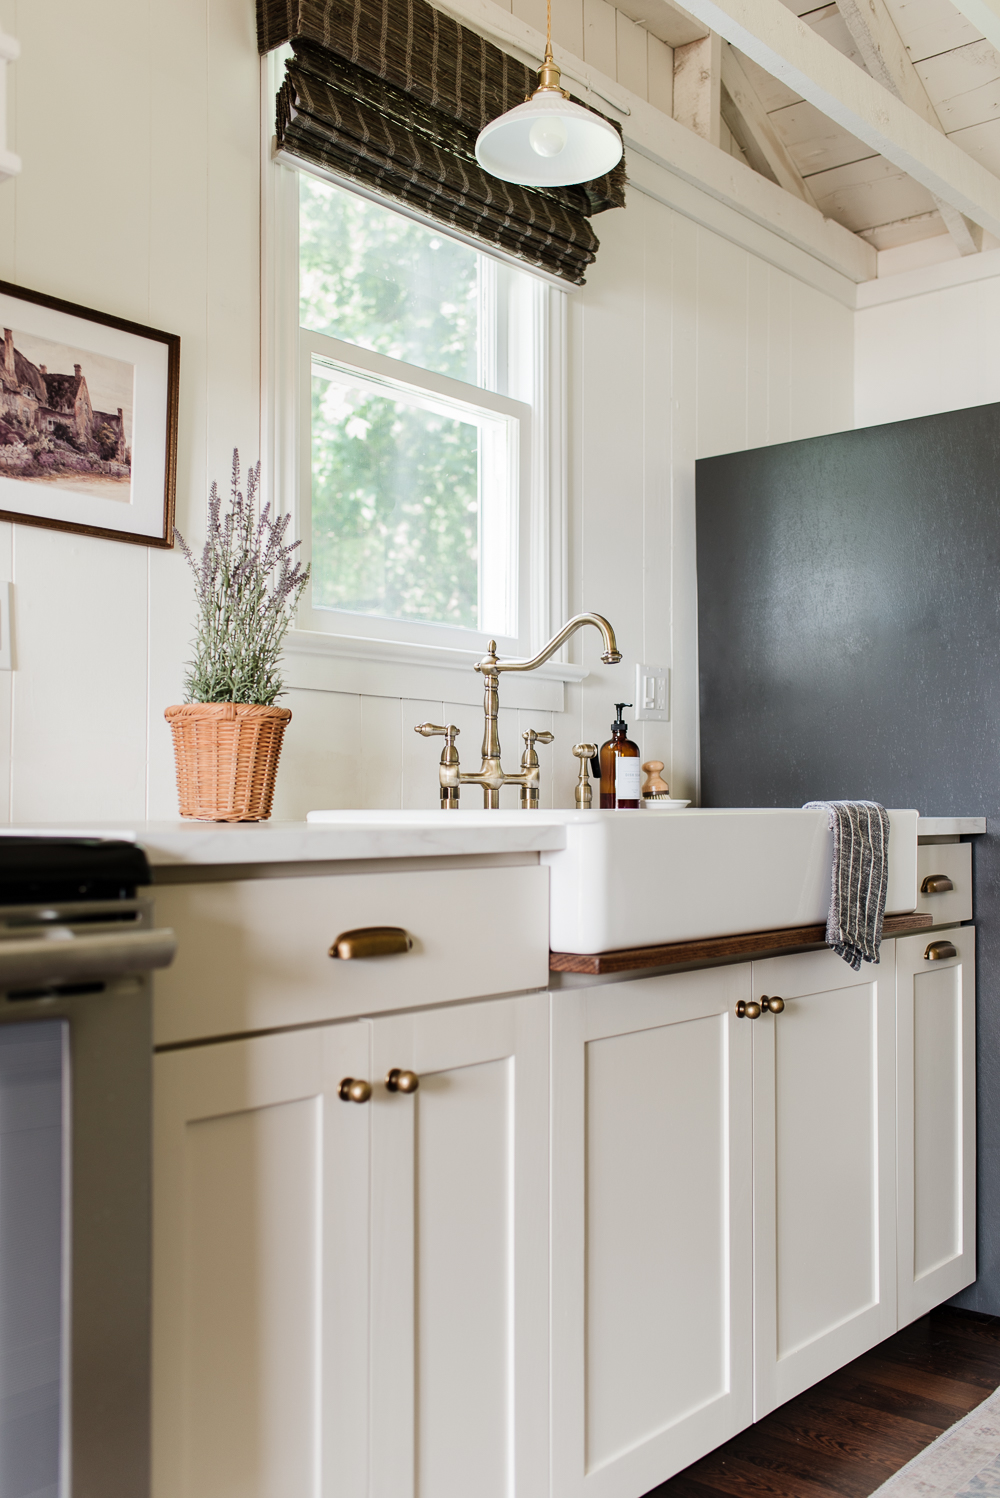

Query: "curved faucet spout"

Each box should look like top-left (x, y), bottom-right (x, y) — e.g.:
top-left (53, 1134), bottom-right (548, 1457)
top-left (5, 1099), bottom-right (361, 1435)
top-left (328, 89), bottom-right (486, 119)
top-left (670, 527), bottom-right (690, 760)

top-left (479, 612), bottom-right (622, 675)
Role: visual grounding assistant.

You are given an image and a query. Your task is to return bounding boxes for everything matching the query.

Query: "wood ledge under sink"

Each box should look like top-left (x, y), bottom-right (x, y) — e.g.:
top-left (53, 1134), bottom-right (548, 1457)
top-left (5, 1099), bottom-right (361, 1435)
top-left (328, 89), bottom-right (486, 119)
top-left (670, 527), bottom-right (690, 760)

top-left (550, 912), bottom-right (936, 974)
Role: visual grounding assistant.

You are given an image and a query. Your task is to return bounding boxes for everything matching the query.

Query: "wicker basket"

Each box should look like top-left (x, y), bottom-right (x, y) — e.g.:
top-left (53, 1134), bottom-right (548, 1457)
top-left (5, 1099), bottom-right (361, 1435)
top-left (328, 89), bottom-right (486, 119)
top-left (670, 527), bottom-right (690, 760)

top-left (165, 702), bottom-right (292, 822)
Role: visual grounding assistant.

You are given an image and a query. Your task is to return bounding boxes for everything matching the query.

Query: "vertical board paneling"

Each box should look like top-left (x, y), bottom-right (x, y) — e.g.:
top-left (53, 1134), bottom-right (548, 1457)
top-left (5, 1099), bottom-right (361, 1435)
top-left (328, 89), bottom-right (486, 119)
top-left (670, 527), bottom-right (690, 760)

top-left (696, 230), bottom-right (750, 460)
top-left (574, 198), bottom-right (645, 761)
top-left (746, 257), bottom-right (770, 449)
top-left (361, 695), bottom-right (403, 809)
top-left (641, 195), bottom-right (673, 779)
top-left (616, 12), bottom-right (649, 99)
top-left (552, 0), bottom-right (585, 62)
top-left (669, 211), bottom-right (700, 800)
top-left (766, 266), bottom-right (791, 446)
top-left (11, 527), bottom-right (149, 821)
top-left (583, 0), bottom-right (619, 77)
top-left (269, 689), bottom-right (362, 819)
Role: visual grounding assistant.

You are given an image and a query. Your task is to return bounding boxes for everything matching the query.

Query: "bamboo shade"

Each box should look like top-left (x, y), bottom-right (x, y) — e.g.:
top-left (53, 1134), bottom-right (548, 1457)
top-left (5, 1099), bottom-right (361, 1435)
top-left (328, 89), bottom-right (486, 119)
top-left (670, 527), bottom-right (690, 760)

top-left (257, 0), bottom-right (626, 285)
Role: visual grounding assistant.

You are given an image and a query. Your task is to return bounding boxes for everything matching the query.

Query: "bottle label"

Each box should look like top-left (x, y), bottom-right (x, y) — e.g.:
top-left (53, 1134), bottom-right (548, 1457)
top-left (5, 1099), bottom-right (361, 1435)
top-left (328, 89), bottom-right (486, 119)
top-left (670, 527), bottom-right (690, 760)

top-left (615, 758), bottom-right (642, 802)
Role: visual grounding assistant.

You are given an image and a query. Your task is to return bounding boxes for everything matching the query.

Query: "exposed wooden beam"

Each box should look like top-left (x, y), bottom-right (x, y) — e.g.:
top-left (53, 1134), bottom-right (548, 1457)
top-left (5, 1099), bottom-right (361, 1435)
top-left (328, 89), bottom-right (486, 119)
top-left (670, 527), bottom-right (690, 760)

top-left (720, 43), bottom-right (817, 205)
top-left (673, 33), bottom-right (722, 145)
top-left (668, 0), bottom-right (1000, 239)
top-left (431, 0), bottom-right (877, 285)
top-left (940, 0), bottom-right (1000, 61)
top-left (834, 0), bottom-right (983, 253)
top-left (834, 0), bottom-right (939, 125)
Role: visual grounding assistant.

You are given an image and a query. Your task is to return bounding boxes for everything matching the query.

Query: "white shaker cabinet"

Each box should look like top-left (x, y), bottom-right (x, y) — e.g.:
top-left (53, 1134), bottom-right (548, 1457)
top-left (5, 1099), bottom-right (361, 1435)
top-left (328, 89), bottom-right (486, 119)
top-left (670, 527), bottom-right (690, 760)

top-left (152, 1020), bottom-right (371, 1498)
top-left (895, 927), bottom-right (976, 1326)
top-left (751, 945), bottom-right (898, 1420)
top-left (550, 965), bottom-right (755, 1498)
top-left (366, 994), bottom-right (550, 1498)
top-left (152, 993), bottom-right (549, 1498)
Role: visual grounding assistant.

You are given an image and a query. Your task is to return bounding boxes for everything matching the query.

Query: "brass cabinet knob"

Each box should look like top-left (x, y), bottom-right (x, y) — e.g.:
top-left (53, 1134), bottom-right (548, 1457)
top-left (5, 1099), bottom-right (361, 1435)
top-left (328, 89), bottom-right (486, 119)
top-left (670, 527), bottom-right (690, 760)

top-left (925, 941), bottom-right (958, 962)
top-left (338, 1077), bottom-right (372, 1104)
top-left (921, 874), bottom-right (955, 894)
top-left (736, 1000), bottom-right (762, 1019)
top-left (329, 926), bottom-right (413, 960)
top-left (385, 1067), bottom-right (420, 1094)
top-left (762, 995), bottom-right (785, 1013)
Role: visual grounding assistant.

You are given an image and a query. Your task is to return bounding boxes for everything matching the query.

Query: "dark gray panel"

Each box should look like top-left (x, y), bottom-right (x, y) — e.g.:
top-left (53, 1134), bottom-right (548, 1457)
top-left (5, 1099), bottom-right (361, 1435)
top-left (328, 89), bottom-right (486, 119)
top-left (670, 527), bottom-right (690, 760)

top-left (696, 401), bottom-right (1000, 1311)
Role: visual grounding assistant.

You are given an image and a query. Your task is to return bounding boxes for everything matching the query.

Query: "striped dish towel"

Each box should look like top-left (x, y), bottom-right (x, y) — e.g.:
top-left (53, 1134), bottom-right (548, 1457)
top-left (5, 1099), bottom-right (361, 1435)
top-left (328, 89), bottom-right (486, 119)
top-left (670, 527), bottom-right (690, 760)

top-left (803, 800), bottom-right (891, 971)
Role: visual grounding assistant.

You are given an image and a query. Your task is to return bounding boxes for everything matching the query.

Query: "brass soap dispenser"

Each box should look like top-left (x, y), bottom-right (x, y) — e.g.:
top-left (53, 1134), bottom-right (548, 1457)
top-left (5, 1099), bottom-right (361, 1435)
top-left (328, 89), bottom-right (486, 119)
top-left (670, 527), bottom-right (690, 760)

top-left (599, 703), bottom-right (641, 808)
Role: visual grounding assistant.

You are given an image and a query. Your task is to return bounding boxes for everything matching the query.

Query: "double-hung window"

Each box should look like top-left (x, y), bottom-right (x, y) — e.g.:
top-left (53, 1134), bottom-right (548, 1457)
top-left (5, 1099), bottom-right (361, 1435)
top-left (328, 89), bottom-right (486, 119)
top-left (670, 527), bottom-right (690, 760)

top-left (266, 136), bottom-right (568, 677)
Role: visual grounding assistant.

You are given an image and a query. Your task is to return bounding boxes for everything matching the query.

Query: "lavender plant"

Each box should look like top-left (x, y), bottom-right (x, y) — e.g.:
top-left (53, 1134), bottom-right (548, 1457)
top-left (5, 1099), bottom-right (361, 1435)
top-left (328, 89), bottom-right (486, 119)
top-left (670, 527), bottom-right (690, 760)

top-left (175, 451), bottom-right (310, 706)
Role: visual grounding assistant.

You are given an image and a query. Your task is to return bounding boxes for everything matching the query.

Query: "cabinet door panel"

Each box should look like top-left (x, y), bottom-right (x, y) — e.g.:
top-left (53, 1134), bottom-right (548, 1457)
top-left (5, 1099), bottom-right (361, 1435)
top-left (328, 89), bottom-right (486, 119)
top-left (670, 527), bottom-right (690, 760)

top-left (896, 928), bottom-right (976, 1325)
top-left (752, 946), bottom-right (896, 1419)
top-left (153, 1023), bottom-right (371, 1498)
top-left (369, 995), bottom-right (548, 1498)
top-left (552, 966), bottom-right (754, 1498)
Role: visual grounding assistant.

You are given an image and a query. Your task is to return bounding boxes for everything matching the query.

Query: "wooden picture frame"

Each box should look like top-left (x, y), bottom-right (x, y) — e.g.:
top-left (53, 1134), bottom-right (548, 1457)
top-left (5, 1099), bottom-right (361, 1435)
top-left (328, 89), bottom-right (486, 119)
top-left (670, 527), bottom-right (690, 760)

top-left (0, 279), bottom-right (179, 547)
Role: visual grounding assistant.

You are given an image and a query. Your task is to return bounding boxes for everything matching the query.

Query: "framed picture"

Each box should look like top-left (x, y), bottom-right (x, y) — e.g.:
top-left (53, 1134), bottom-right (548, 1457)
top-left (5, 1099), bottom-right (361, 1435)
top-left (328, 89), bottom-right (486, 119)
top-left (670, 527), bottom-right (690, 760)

top-left (0, 279), bottom-right (179, 547)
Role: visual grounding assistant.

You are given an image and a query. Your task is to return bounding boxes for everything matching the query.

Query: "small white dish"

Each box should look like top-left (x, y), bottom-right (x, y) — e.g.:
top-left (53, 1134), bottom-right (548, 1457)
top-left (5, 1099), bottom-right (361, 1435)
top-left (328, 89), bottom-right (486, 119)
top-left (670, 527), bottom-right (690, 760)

top-left (642, 798), bottom-right (692, 811)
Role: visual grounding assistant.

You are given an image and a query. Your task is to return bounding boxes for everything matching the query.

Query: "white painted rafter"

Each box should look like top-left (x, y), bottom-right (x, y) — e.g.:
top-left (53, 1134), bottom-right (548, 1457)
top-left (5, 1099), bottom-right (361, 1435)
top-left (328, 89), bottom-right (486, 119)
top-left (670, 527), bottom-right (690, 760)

top-left (720, 43), bottom-right (817, 205)
top-left (940, 0), bottom-right (1000, 61)
top-left (833, 0), bottom-right (982, 252)
top-left (664, 0), bottom-right (1000, 239)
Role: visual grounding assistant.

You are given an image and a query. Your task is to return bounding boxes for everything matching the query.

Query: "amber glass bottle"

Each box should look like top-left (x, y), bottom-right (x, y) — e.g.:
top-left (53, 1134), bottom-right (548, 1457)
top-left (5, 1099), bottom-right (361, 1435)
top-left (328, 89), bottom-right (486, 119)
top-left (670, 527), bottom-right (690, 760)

top-left (599, 703), bottom-right (642, 808)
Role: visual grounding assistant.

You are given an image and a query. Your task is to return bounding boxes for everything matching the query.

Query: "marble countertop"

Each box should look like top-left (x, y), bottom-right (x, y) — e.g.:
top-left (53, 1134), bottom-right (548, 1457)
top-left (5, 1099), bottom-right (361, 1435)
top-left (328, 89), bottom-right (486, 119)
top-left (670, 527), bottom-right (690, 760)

top-left (0, 812), bottom-right (571, 867)
top-left (916, 817), bottom-right (987, 836)
top-left (0, 809), bottom-right (982, 871)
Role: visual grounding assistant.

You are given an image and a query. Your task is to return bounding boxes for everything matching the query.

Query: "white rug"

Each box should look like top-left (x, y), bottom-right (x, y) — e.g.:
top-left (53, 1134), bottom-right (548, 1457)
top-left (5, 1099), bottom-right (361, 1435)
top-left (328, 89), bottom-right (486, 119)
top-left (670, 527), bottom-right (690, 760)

top-left (870, 1385), bottom-right (1000, 1496)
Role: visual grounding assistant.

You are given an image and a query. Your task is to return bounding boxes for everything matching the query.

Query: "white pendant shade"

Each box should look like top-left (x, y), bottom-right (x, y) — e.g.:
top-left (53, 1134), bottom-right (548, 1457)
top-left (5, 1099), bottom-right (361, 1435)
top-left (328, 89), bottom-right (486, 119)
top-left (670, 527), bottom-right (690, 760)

top-left (475, 87), bottom-right (623, 188)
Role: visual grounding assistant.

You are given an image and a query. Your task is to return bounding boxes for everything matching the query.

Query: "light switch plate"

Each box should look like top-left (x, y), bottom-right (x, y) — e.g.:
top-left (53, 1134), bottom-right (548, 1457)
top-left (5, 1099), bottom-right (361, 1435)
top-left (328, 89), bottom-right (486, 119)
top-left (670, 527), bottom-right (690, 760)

top-left (0, 582), bottom-right (13, 670)
top-left (635, 663), bottom-right (669, 721)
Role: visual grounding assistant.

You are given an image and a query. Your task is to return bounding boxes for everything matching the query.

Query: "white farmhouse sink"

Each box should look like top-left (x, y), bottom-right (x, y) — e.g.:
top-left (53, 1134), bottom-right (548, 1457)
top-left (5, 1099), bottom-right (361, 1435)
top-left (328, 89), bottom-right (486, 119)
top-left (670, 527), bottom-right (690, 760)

top-left (306, 805), bottom-right (919, 956)
top-left (540, 807), bottom-right (919, 954)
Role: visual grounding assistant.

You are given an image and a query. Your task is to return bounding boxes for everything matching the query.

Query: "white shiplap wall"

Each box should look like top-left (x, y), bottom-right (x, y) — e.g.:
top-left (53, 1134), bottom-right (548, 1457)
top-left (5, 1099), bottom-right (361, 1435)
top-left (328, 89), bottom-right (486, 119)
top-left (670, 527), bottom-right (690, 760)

top-left (0, 0), bottom-right (854, 824)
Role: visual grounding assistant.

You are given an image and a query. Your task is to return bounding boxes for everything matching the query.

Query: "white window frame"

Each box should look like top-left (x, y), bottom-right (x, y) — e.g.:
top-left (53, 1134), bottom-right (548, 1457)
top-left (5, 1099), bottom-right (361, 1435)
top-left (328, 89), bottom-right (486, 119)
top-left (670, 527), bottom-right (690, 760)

top-left (260, 52), bottom-right (579, 711)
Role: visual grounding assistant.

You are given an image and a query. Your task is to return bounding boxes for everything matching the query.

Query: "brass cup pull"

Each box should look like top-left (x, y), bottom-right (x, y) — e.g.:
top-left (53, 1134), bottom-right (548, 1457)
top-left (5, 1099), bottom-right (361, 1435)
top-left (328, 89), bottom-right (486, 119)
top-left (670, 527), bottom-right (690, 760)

top-left (385, 1068), bottom-right (420, 1094)
top-left (329, 926), bottom-right (413, 960)
top-left (338, 1077), bottom-right (372, 1104)
top-left (921, 874), bottom-right (955, 895)
top-left (736, 1000), bottom-right (762, 1019)
top-left (762, 995), bottom-right (785, 1013)
top-left (925, 941), bottom-right (958, 962)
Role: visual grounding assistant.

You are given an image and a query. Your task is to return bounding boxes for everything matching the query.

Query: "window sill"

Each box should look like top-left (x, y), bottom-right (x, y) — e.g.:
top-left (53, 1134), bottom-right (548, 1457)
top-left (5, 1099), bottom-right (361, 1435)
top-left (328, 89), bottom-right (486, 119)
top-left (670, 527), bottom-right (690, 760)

top-left (282, 628), bottom-right (588, 711)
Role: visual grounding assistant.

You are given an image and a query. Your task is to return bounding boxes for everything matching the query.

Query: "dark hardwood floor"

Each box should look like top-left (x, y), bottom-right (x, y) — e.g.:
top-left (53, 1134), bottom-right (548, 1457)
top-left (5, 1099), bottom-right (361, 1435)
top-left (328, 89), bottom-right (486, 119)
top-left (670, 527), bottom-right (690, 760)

top-left (645, 1308), bottom-right (1000, 1498)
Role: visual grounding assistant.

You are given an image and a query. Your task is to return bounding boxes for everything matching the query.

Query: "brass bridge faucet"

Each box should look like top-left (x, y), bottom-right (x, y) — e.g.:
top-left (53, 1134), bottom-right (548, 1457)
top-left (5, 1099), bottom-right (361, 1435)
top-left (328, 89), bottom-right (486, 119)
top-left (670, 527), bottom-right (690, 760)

top-left (415, 613), bottom-right (621, 809)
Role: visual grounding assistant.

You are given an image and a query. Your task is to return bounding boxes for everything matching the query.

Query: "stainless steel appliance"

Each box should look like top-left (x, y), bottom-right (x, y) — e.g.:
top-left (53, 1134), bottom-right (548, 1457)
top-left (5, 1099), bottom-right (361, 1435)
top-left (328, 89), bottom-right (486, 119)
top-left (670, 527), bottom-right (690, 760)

top-left (0, 837), bottom-right (175, 1498)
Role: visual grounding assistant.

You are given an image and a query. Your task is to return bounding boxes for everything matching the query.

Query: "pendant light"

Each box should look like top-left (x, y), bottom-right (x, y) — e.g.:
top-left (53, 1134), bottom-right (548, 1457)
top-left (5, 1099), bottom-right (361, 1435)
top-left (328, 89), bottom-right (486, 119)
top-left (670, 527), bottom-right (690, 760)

top-left (475, 0), bottom-right (623, 188)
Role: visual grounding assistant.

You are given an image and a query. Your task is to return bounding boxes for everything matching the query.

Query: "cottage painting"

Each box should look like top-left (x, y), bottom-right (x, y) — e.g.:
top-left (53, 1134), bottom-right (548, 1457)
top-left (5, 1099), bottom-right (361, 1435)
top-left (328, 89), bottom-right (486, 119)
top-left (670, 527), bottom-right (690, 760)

top-left (0, 327), bottom-right (133, 501)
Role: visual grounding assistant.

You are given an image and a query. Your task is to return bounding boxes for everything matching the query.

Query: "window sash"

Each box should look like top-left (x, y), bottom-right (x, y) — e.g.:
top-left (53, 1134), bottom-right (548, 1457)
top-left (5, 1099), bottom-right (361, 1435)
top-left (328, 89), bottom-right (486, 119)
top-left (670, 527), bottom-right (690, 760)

top-left (296, 329), bottom-right (532, 655)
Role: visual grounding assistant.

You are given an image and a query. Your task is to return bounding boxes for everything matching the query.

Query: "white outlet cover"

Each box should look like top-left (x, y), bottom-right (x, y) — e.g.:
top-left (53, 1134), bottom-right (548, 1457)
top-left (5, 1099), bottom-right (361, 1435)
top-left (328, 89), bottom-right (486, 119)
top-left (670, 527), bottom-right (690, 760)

top-left (635, 663), bottom-right (669, 721)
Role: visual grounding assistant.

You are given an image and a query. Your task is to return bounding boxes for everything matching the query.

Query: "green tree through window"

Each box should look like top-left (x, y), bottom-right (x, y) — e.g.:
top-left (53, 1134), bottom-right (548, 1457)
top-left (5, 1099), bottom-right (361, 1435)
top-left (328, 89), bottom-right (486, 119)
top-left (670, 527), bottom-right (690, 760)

top-left (301, 177), bottom-right (485, 629)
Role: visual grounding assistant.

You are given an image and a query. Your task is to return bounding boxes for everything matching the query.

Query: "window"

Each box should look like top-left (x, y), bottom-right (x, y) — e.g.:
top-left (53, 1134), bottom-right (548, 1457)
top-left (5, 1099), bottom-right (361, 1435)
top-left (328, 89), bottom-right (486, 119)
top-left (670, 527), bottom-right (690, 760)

top-left (266, 147), bottom-right (567, 670)
top-left (293, 174), bottom-right (538, 655)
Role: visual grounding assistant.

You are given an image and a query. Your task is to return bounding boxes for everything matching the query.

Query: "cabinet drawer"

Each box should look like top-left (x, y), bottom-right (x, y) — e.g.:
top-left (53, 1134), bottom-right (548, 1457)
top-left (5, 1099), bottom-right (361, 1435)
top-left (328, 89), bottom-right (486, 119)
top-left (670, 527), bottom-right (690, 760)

top-left (916, 842), bottom-right (972, 925)
top-left (153, 864), bottom-right (549, 1045)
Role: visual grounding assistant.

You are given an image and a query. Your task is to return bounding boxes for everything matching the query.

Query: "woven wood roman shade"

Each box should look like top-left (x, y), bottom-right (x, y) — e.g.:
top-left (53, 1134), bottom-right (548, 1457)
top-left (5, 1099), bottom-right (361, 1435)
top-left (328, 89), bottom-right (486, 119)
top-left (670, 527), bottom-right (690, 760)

top-left (257, 0), bottom-right (626, 285)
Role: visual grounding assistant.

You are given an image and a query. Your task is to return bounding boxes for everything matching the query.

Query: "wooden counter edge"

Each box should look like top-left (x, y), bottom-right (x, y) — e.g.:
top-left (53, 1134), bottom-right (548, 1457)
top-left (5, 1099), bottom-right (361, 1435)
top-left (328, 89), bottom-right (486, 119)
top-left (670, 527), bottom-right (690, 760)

top-left (549, 912), bottom-right (936, 975)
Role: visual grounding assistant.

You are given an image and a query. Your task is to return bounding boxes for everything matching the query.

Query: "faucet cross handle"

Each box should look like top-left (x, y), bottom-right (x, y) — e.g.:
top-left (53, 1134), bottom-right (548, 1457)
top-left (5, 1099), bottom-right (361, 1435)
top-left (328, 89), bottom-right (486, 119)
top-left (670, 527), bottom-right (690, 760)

top-left (413, 723), bottom-right (461, 810)
top-left (415, 722), bottom-right (460, 743)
